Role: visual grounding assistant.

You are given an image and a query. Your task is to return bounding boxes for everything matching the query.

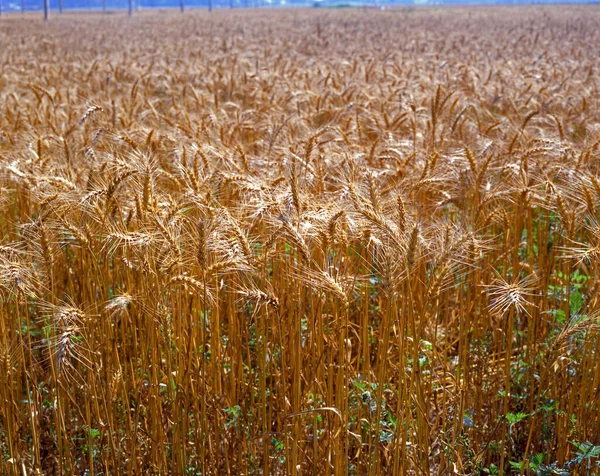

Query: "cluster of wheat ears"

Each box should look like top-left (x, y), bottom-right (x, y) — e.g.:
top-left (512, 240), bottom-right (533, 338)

top-left (1, 6), bottom-right (600, 475)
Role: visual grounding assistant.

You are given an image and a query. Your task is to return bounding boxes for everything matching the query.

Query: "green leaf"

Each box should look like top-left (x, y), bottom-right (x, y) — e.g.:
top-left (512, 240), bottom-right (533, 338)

top-left (386, 412), bottom-right (397, 430)
top-left (553, 309), bottom-right (566, 325)
top-left (509, 460), bottom-right (523, 470)
top-left (506, 412), bottom-right (529, 425)
top-left (569, 289), bottom-right (584, 315)
top-left (531, 452), bottom-right (545, 465)
top-left (571, 440), bottom-right (600, 458)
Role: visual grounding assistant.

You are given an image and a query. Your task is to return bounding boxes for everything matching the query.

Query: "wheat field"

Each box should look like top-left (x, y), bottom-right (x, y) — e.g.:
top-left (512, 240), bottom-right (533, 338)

top-left (1, 6), bottom-right (600, 474)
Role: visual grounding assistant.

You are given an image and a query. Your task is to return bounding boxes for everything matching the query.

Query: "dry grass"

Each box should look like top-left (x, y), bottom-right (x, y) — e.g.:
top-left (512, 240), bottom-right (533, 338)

top-left (1, 6), bottom-right (600, 474)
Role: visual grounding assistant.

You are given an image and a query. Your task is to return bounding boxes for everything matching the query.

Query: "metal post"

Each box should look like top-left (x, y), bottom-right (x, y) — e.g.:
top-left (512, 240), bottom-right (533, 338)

top-left (43, 0), bottom-right (49, 20)
top-left (128, 0), bottom-right (132, 16)
top-left (180, 0), bottom-right (184, 12)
